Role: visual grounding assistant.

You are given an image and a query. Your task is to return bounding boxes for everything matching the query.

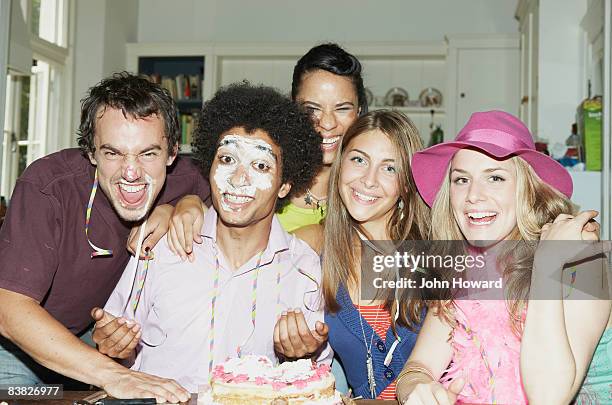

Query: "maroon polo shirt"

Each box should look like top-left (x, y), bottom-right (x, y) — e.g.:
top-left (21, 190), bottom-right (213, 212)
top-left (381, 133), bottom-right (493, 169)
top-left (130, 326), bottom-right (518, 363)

top-left (0, 148), bottom-right (210, 334)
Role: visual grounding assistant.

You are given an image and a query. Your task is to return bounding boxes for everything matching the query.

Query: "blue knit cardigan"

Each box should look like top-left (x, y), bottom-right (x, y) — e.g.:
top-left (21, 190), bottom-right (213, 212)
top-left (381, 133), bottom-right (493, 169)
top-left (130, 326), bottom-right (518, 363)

top-left (325, 284), bottom-right (423, 399)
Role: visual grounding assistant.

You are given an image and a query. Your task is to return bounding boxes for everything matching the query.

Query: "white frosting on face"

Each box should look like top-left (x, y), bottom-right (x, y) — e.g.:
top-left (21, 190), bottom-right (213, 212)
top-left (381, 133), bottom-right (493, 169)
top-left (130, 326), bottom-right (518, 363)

top-left (125, 165), bottom-right (137, 179)
top-left (144, 172), bottom-right (154, 205)
top-left (214, 135), bottom-right (276, 212)
top-left (117, 172), bottom-right (155, 219)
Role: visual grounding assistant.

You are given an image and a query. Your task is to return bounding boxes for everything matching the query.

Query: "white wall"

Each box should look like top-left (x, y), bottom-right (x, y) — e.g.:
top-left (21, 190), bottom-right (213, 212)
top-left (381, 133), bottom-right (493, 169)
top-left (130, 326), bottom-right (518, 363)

top-left (137, 0), bottom-right (519, 43)
top-left (69, 0), bottom-right (138, 148)
top-left (71, 0), bottom-right (104, 149)
top-left (537, 0), bottom-right (588, 145)
top-left (104, 0), bottom-right (139, 75)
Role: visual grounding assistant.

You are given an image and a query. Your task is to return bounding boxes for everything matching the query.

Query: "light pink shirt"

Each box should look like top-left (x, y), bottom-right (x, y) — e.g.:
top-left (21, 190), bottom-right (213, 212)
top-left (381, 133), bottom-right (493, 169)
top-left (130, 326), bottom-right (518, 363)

top-left (105, 209), bottom-right (331, 392)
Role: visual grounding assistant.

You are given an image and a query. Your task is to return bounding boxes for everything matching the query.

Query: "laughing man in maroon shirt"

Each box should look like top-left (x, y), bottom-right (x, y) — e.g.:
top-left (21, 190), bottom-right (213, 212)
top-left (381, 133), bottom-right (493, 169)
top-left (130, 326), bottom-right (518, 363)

top-left (0, 72), bottom-right (209, 402)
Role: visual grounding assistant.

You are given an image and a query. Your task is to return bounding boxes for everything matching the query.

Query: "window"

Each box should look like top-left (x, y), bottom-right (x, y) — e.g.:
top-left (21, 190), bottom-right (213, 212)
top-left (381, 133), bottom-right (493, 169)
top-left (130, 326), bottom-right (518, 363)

top-left (1, 0), bottom-right (69, 199)
top-left (25, 0), bottom-right (68, 47)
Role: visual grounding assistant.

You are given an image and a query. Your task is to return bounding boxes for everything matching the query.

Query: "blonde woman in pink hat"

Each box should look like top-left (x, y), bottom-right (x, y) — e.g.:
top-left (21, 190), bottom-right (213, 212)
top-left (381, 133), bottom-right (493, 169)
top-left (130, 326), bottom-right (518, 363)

top-left (395, 110), bottom-right (611, 404)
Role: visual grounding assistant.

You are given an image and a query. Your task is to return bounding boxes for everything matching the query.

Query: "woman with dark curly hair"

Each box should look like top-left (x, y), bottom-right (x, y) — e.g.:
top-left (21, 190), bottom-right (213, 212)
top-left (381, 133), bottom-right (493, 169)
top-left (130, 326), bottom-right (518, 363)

top-left (102, 82), bottom-right (332, 391)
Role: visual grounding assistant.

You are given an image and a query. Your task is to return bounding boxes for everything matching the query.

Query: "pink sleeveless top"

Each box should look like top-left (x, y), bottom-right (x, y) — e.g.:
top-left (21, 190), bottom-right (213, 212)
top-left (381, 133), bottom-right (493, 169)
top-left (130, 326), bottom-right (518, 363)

top-left (441, 300), bottom-right (528, 404)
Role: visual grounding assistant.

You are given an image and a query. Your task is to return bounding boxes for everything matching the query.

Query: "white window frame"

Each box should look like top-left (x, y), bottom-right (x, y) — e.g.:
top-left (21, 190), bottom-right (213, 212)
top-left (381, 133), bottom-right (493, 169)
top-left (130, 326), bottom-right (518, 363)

top-left (1, 75), bottom-right (27, 197)
top-left (1, 0), bottom-right (73, 199)
top-left (0, 1), bottom-right (11, 186)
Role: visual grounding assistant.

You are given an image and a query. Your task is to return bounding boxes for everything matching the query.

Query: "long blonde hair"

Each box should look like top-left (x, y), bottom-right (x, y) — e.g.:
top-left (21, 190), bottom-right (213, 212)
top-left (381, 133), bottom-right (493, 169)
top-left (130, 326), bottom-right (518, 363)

top-left (429, 156), bottom-right (576, 331)
top-left (322, 110), bottom-right (430, 329)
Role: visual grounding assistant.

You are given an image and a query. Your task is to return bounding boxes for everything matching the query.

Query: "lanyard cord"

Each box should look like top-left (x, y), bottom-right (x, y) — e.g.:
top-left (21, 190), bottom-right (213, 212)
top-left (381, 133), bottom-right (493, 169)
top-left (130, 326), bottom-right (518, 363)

top-left (86, 168), bottom-right (150, 315)
top-left (208, 247), bottom-right (265, 377)
top-left (130, 222), bottom-right (150, 312)
top-left (85, 169), bottom-right (113, 257)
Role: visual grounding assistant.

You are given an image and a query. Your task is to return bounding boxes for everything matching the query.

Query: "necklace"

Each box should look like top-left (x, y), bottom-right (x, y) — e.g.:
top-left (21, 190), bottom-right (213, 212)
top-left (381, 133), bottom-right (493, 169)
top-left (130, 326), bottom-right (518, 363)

top-left (357, 279), bottom-right (381, 399)
top-left (354, 226), bottom-right (403, 372)
top-left (85, 169), bottom-right (113, 257)
top-left (206, 246), bottom-right (284, 378)
top-left (131, 248), bottom-right (151, 312)
top-left (304, 189), bottom-right (327, 214)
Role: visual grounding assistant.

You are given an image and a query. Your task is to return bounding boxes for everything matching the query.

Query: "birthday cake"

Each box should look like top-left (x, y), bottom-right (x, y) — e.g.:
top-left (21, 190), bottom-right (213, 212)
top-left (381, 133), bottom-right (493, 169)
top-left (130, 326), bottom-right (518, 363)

top-left (199, 355), bottom-right (341, 404)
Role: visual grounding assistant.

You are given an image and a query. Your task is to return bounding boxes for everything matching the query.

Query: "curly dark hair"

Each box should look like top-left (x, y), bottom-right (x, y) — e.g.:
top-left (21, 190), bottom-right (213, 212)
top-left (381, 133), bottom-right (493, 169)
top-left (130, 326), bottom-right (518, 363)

top-left (291, 43), bottom-right (368, 115)
top-left (192, 82), bottom-right (322, 210)
top-left (77, 71), bottom-right (179, 155)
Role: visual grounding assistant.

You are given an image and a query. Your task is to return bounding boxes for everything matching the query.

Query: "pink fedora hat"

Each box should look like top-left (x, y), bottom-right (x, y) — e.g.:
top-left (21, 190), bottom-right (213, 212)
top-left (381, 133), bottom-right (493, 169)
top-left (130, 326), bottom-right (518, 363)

top-left (412, 110), bottom-right (573, 207)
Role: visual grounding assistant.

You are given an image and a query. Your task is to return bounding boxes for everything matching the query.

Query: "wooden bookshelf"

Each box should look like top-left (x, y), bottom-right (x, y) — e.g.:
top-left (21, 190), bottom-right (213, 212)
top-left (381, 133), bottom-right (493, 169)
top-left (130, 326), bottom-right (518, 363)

top-left (138, 56), bottom-right (205, 152)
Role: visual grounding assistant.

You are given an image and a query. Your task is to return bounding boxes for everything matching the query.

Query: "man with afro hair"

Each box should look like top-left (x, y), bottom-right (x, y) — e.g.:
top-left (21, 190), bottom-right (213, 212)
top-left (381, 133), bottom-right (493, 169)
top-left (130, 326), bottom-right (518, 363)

top-left (102, 82), bottom-right (331, 392)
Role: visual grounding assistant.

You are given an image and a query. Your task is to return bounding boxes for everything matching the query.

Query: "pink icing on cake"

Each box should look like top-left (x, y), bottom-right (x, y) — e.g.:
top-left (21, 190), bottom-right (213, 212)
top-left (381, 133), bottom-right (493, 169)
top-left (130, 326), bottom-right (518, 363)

top-left (212, 355), bottom-right (330, 390)
top-left (232, 374), bottom-right (249, 383)
top-left (271, 381), bottom-right (288, 390)
top-left (293, 380), bottom-right (307, 390)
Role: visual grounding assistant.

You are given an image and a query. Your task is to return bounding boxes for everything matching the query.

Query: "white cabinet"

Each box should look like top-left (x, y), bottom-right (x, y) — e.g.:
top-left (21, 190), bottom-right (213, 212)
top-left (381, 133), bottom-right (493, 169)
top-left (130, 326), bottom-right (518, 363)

top-left (445, 34), bottom-right (520, 138)
top-left (354, 43), bottom-right (447, 144)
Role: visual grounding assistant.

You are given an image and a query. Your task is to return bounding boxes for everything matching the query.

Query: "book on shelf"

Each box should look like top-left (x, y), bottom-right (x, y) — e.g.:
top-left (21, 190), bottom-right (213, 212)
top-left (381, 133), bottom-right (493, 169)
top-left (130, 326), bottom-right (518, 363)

top-left (143, 73), bottom-right (203, 103)
top-left (180, 112), bottom-right (199, 146)
top-left (189, 74), bottom-right (201, 100)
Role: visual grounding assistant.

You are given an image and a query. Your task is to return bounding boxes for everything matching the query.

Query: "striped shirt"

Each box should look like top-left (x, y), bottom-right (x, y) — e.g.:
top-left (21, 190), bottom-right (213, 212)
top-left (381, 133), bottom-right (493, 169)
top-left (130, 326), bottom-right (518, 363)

top-left (355, 304), bottom-right (397, 400)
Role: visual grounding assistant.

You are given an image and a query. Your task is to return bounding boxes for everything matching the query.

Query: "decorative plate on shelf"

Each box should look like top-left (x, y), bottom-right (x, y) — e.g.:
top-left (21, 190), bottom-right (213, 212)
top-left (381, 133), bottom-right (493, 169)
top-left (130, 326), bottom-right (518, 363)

top-left (419, 87), bottom-right (443, 108)
top-left (364, 87), bottom-right (374, 106)
top-left (384, 87), bottom-right (409, 107)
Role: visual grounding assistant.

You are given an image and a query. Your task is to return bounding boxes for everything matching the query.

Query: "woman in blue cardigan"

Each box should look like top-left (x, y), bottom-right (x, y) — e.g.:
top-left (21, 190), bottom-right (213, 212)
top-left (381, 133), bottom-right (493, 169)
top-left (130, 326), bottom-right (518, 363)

top-left (295, 110), bottom-right (430, 399)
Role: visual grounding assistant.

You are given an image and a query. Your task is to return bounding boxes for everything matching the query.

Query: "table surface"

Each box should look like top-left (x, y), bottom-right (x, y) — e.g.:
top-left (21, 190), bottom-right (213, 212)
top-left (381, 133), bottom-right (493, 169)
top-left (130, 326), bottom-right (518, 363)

top-left (8, 391), bottom-right (397, 405)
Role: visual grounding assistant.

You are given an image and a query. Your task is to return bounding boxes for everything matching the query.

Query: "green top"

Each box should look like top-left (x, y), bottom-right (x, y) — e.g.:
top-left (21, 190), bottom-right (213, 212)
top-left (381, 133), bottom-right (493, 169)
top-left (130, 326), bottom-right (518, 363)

top-left (575, 327), bottom-right (612, 404)
top-left (277, 202), bottom-right (327, 232)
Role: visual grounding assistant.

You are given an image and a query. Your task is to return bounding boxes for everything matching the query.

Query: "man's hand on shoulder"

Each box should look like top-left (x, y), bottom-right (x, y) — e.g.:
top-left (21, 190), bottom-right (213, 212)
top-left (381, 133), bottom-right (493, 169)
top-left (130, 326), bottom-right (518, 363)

top-left (167, 195), bottom-right (207, 262)
top-left (91, 307), bottom-right (141, 359)
top-left (127, 204), bottom-right (175, 258)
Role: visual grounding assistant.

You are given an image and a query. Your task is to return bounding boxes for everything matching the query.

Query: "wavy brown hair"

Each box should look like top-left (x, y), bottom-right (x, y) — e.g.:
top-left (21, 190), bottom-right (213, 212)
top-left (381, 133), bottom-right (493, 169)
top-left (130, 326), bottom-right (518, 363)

top-left (78, 72), bottom-right (179, 156)
top-left (322, 110), bottom-right (430, 330)
top-left (429, 156), bottom-right (576, 332)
